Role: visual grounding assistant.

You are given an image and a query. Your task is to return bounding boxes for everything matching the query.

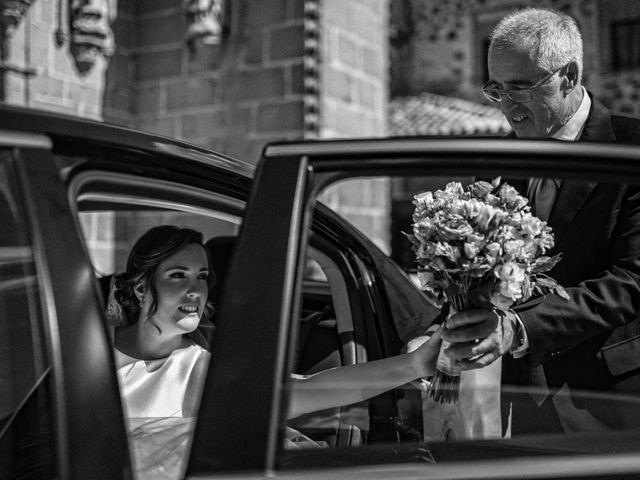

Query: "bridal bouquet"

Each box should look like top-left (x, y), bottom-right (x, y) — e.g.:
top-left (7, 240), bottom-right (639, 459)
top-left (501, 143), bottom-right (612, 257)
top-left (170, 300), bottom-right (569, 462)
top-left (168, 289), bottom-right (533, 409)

top-left (408, 178), bottom-right (567, 403)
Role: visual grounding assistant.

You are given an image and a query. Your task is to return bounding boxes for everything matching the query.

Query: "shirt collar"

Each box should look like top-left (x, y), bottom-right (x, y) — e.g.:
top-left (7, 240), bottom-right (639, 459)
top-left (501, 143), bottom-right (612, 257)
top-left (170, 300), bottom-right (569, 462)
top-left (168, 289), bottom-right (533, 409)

top-left (551, 86), bottom-right (591, 141)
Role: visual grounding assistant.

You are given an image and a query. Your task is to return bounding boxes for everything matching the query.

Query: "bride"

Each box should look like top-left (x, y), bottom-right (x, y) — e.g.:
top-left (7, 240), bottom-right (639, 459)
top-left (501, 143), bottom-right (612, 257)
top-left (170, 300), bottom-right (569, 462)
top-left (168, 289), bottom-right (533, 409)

top-left (107, 225), bottom-right (443, 479)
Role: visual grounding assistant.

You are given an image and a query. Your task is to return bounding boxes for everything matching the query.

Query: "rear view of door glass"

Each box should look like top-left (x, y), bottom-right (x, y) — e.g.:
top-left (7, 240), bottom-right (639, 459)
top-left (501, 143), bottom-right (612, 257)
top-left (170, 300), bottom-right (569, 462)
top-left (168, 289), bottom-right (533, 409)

top-left (0, 156), bottom-right (56, 479)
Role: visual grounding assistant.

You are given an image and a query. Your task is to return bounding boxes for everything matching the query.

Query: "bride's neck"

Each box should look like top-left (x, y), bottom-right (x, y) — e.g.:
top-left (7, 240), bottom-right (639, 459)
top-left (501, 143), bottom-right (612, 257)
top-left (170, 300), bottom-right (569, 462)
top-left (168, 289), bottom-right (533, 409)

top-left (114, 321), bottom-right (188, 362)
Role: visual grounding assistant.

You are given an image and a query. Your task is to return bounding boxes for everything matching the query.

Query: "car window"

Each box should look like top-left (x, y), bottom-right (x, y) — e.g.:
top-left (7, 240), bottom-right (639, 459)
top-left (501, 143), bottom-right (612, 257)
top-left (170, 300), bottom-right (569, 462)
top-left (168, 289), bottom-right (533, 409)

top-left (276, 166), bottom-right (640, 471)
top-left (282, 179), bottom-right (438, 456)
top-left (72, 168), bottom-right (341, 476)
top-left (0, 155), bottom-right (55, 478)
top-left (70, 169), bottom-right (247, 475)
top-left (303, 174), bottom-right (502, 451)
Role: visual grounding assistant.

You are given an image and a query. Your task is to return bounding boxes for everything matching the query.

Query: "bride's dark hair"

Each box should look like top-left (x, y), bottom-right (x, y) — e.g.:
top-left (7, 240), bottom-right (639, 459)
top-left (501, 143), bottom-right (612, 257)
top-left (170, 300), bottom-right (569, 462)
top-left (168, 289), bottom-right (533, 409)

top-left (112, 225), bottom-right (216, 326)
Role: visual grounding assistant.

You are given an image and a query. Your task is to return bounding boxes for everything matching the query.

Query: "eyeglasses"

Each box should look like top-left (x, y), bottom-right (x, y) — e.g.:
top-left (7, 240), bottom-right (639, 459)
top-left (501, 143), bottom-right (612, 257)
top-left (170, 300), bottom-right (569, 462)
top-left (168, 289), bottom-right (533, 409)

top-left (481, 65), bottom-right (565, 103)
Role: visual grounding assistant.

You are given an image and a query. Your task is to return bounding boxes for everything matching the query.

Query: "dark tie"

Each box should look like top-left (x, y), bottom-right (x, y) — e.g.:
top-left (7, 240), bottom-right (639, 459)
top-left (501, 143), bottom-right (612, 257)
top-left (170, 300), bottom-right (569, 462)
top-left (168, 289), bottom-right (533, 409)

top-left (528, 178), bottom-right (559, 221)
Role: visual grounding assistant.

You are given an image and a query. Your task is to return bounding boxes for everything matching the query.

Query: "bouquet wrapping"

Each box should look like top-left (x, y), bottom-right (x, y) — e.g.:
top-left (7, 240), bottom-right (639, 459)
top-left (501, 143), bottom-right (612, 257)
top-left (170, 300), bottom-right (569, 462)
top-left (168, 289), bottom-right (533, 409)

top-left (408, 178), bottom-right (567, 404)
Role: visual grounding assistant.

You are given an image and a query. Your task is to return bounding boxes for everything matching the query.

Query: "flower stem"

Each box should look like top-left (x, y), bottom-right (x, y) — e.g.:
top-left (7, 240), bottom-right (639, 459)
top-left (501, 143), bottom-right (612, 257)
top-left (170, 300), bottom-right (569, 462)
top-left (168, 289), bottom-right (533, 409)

top-left (427, 293), bottom-right (468, 404)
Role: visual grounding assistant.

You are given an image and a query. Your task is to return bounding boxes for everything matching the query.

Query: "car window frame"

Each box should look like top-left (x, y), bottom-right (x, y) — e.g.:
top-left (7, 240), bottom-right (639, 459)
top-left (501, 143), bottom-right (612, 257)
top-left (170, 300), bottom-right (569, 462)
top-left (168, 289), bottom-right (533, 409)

top-left (13, 146), bottom-right (131, 478)
top-left (0, 148), bottom-right (55, 477)
top-left (71, 170), bottom-right (246, 221)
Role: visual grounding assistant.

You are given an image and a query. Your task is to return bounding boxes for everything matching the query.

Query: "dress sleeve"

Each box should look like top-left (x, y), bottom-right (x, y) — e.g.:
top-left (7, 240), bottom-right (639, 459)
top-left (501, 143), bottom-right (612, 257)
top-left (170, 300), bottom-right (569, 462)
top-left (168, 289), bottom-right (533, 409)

top-left (182, 349), bottom-right (211, 417)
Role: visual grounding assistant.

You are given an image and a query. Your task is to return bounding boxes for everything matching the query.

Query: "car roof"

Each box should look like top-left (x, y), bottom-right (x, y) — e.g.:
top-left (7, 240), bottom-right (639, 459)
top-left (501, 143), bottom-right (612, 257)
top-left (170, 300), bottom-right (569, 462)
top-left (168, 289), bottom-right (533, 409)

top-left (0, 103), bottom-right (255, 178)
top-left (263, 135), bottom-right (640, 159)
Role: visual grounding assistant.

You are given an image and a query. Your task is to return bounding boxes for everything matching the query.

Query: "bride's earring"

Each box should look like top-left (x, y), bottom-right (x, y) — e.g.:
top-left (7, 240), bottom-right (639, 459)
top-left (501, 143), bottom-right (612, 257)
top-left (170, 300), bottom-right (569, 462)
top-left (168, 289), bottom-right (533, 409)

top-left (134, 284), bottom-right (146, 304)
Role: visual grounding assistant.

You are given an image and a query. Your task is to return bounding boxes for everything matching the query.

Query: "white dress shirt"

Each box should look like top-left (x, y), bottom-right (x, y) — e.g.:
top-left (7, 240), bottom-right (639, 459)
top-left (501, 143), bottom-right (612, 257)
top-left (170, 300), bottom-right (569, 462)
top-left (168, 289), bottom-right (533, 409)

top-left (512, 86), bottom-right (591, 357)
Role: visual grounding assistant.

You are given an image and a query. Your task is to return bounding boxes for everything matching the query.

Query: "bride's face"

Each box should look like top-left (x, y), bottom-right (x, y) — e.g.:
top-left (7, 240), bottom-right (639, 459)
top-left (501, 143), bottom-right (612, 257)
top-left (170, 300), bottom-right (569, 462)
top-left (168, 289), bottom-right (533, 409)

top-left (141, 243), bottom-right (210, 336)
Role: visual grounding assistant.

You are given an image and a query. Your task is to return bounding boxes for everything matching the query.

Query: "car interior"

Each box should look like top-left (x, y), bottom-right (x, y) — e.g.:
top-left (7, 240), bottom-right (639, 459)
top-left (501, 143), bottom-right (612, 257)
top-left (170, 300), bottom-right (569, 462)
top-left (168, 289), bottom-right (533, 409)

top-left (73, 172), bottom-right (404, 454)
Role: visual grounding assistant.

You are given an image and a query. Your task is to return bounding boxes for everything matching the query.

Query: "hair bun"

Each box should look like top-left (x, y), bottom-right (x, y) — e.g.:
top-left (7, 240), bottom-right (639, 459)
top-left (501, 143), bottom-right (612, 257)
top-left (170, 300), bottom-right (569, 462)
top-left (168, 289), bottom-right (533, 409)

top-left (112, 272), bottom-right (139, 310)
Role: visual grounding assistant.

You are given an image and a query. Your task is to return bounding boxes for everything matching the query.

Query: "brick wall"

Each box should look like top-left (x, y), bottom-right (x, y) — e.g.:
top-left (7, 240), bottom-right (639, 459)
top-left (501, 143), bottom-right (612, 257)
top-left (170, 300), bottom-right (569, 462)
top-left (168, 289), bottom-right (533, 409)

top-left (319, 0), bottom-right (391, 252)
top-left (320, 0), bottom-right (388, 137)
top-left (2, 0), bottom-right (392, 254)
top-left (125, 0), bottom-right (392, 252)
top-left (128, 0), bottom-right (308, 165)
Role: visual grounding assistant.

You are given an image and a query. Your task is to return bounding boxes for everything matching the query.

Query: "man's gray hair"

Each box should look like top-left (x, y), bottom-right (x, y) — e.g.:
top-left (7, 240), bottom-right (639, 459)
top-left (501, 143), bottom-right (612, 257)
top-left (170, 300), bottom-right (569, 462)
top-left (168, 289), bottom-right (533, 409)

top-left (490, 8), bottom-right (583, 83)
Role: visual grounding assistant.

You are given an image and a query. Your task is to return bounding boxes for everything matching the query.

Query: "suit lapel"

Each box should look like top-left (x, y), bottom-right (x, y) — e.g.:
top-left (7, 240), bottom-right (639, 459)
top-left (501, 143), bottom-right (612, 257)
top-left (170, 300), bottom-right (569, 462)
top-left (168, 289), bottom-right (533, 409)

top-left (578, 93), bottom-right (616, 143)
top-left (548, 94), bottom-right (613, 243)
top-left (548, 180), bottom-right (597, 243)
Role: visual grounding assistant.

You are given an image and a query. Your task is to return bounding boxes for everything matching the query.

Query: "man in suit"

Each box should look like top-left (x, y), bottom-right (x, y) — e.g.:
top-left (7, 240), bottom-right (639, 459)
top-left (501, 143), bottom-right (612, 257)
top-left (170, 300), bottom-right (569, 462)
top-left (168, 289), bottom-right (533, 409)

top-left (443, 7), bottom-right (640, 434)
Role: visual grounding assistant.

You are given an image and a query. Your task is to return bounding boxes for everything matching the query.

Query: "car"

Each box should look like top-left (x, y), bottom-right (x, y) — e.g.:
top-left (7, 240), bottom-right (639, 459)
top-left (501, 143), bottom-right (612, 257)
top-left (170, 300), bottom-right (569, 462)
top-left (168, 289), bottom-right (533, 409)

top-left (3, 103), bottom-right (640, 479)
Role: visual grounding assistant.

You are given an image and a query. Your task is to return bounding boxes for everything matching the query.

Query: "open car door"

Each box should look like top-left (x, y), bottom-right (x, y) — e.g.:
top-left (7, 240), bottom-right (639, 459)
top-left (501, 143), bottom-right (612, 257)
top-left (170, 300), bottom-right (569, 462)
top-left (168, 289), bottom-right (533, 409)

top-left (189, 137), bottom-right (640, 480)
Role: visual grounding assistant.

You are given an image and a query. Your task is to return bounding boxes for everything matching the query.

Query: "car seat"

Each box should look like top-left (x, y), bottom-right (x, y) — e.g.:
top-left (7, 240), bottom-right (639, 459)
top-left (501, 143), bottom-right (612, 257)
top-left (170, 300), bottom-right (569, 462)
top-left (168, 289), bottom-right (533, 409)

top-left (204, 235), bottom-right (237, 308)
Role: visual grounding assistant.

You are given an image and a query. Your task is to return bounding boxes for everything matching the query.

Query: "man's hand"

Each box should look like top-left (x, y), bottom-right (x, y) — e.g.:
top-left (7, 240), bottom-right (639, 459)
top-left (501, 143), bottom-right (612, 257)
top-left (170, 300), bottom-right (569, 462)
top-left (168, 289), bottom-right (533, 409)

top-left (441, 308), bottom-right (517, 370)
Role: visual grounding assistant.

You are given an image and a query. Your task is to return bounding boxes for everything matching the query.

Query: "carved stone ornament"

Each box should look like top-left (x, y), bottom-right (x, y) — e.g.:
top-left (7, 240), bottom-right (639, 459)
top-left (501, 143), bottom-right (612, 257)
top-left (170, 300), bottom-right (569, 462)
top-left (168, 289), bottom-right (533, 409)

top-left (0, 0), bottom-right (33, 34)
top-left (183, 0), bottom-right (226, 51)
top-left (69, 0), bottom-right (116, 76)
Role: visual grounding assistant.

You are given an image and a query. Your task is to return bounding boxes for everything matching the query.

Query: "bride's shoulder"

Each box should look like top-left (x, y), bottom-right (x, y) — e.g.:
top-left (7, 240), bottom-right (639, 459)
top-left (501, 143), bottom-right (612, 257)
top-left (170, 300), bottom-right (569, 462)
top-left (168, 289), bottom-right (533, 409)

top-left (184, 343), bottom-right (210, 375)
top-left (184, 341), bottom-right (211, 359)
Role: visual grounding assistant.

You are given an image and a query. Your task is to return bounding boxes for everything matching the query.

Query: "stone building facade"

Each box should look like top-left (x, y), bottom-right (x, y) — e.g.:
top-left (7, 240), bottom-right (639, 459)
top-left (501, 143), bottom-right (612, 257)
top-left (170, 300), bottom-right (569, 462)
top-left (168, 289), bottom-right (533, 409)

top-left (0, 0), bottom-right (391, 257)
top-left (0, 0), bottom-right (386, 164)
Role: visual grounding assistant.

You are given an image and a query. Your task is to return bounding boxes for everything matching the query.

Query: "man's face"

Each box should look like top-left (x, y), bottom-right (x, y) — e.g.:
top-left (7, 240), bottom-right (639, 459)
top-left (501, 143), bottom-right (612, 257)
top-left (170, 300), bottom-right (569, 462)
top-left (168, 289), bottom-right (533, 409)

top-left (487, 45), bottom-right (571, 138)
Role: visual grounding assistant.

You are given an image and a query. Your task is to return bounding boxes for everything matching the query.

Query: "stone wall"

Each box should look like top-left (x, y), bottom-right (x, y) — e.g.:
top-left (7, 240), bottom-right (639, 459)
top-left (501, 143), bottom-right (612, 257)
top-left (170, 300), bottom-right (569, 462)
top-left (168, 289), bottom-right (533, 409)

top-left (121, 0), bottom-right (310, 165)
top-left (103, 1), bottom-right (135, 126)
top-left (320, 0), bottom-right (388, 137)
top-left (318, 0), bottom-right (391, 252)
top-left (0, 1), bottom-right (393, 256)
top-left (390, 0), bottom-right (476, 100)
top-left (2, 0), bottom-right (112, 119)
top-left (598, 0), bottom-right (640, 115)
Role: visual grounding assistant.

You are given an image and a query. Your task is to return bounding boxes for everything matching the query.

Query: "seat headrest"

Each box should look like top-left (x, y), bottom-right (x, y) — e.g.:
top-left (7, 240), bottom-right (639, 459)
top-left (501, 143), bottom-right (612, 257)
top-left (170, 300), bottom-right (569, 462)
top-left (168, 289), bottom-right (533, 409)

top-left (98, 274), bottom-right (113, 304)
top-left (205, 235), bottom-right (237, 300)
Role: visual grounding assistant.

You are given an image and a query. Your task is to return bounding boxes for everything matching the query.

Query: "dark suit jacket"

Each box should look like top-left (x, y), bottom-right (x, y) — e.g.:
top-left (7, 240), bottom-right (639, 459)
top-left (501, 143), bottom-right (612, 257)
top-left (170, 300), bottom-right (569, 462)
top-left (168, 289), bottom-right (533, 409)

top-left (502, 94), bottom-right (640, 432)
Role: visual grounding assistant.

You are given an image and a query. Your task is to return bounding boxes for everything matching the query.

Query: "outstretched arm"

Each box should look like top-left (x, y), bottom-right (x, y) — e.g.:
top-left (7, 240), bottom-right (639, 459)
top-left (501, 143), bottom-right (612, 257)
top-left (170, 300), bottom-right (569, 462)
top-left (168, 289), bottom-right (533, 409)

top-left (287, 326), bottom-right (442, 419)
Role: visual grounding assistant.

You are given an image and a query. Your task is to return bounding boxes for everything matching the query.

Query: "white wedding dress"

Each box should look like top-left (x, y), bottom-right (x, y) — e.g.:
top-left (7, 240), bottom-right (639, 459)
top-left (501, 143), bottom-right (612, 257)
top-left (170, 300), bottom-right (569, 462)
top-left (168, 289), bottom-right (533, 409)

top-left (117, 343), bottom-right (210, 418)
top-left (117, 343), bottom-right (210, 480)
top-left (116, 342), bottom-right (327, 479)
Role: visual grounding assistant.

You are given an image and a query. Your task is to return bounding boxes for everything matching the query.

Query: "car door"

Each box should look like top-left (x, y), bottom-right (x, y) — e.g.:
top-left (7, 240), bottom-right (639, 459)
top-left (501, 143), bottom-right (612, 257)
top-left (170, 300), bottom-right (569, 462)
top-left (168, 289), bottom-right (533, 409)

top-left (0, 138), bottom-right (130, 479)
top-left (189, 138), bottom-right (640, 479)
top-left (1, 120), bottom-right (254, 479)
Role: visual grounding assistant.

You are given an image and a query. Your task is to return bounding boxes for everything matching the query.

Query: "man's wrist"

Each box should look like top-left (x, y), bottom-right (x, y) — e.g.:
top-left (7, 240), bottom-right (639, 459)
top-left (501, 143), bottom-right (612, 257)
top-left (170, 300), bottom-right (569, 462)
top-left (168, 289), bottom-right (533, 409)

top-left (509, 312), bottom-right (529, 358)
